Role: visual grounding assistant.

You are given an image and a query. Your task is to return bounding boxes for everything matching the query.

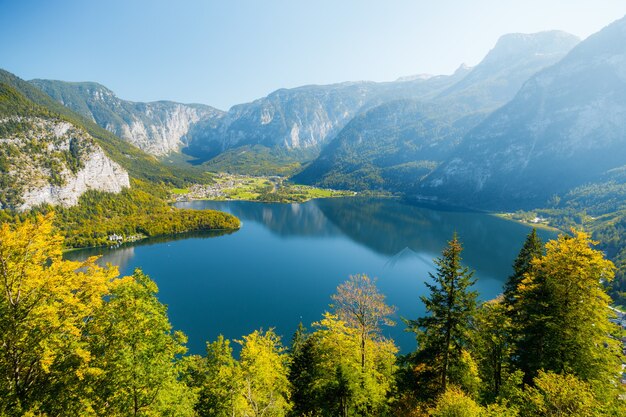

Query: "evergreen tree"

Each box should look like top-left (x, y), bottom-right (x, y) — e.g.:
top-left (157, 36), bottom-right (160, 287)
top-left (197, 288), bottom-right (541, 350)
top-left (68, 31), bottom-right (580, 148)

top-left (288, 323), bottom-right (317, 417)
top-left (470, 297), bottom-right (512, 401)
top-left (503, 228), bottom-right (543, 310)
top-left (406, 233), bottom-right (478, 396)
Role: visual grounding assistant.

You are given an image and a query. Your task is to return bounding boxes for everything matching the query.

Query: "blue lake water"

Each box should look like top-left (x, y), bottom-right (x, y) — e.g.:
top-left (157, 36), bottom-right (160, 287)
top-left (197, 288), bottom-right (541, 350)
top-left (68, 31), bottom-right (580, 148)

top-left (65, 198), bottom-right (557, 354)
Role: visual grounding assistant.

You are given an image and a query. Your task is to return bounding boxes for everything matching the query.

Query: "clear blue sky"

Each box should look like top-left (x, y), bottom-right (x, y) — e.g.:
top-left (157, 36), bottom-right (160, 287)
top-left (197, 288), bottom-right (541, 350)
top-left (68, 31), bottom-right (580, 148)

top-left (1, 0), bottom-right (625, 110)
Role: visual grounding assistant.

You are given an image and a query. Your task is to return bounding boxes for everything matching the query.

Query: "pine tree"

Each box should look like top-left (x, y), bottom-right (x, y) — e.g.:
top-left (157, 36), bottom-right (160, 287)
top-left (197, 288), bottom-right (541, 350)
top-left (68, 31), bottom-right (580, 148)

top-left (503, 228), bottom-right (543, 310)
top-left (288, 323), bottom-right (317, 417)
top-left (407, 233), bottom-right (478, 395)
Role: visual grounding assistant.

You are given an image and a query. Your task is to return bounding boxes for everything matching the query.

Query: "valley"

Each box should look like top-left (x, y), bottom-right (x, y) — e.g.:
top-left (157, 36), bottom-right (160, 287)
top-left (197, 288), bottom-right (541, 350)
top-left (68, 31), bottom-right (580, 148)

top-left (170, 172), bottom-right (355, 203)
top-left (2, 4), bottom-right (626, 415)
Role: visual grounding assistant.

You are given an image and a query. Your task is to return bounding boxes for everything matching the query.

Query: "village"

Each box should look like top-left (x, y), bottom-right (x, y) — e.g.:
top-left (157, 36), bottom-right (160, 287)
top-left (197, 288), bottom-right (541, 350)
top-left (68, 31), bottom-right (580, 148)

top-left (170, 172), bottom-right (355, 203)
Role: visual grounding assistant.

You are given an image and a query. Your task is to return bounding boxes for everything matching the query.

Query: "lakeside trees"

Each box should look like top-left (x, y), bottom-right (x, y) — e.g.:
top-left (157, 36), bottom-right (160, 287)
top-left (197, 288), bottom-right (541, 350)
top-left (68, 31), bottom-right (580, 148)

top-left (404, 234), bottom-right (479, 399)
top-left (0, 216), bottom-right (624, 416)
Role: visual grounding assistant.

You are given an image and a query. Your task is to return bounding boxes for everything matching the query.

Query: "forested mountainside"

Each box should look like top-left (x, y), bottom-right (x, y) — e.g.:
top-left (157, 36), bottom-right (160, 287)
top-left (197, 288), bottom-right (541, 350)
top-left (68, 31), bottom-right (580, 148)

top-left (295, 31), bottom-right (579, 190)
top-left (0, 69), bottom-right (240, 247)
top-left (30, 79), bottom-right (224, 156)
top-left (419, 16), bottom-right (626, 210)
top-left (0, 69), bottom-right (208, 185)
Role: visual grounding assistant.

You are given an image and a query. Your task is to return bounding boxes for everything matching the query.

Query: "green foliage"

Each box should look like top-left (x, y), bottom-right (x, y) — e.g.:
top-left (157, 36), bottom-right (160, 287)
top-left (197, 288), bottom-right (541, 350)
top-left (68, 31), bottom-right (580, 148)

top-left (429, 387), bottom-right (483, 417)
top-left (503, 229), bottom-right (543, 309)
top-left (182, 336), bottom-right (245, 417)
top-left (307, 314), bottom-right (398, 417)
top-left (237, 329), bottom-right (292, 417)
top-left (469, 298), bottom-right (512, 402)
top-left (405, 234), bottom-right (478, 397)
top-left (3, 179), bottom-right (240, 249)
top-left (1, 209), bottom-right (623, 416)
top-left (512, 231), bottom-right (621, 386)
top-left (0, 214), bottom-right (113, 416)
top-left (87, 269), bottom-right (195, 416)
top-left (520, 372), bottom-right (602, 417)
top-left (203, 145), bottom-right (307, 176)
top-left (0, 215), bottom-right (193, 416)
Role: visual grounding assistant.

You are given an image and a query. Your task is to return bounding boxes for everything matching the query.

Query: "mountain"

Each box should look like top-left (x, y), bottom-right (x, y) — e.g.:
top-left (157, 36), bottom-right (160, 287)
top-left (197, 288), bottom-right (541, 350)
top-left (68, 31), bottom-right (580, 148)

top-left (293, 100), bottom-right (483, 190)
top-left (29, 79), bottom-right (224, 156)
top-left (295, 31), bottom-right (579, 191)
top-left (183, 67), bottom-right (473, 167)
top-left (0, 82), bottom-right (129, 210)
top-left (419, 16), bottom-right (626, 210)
top-left (0, 69), bottom-right (208, 187)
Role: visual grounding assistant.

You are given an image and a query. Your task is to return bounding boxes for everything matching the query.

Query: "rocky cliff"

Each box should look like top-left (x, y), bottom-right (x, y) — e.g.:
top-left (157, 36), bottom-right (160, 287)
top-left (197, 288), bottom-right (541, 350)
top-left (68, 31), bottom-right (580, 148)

top-left (184, 70), bottom-right (471, 161)
top-left (0, 115), bottom-right (129, 211)
top-left (29, 80), bottom-right (224, 156)
top-left (0, 81), bottom-right (130, 210)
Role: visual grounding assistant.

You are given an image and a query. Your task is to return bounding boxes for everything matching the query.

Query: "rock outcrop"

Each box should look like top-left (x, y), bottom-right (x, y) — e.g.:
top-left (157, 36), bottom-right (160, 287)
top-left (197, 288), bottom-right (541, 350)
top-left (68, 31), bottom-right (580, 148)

top-left (0, 116), bottom-right (130, 211)
top-left (29, 80), bottom-right (224, 156)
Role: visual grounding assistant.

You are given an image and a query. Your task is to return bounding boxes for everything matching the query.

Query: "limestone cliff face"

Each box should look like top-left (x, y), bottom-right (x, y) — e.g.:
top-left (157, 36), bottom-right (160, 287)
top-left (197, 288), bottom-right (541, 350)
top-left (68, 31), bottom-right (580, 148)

top-left (29, 80), bottom-right (224, 156)
top-left (0, 116), bottom-right (130, 211)
top-left (115, 102), bottom-right (220, 155)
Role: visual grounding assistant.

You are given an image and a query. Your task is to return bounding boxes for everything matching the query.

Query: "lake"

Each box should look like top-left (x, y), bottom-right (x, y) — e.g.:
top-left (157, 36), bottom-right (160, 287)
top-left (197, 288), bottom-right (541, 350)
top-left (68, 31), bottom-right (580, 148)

top-left (65, 198), bottom-right (557, 354)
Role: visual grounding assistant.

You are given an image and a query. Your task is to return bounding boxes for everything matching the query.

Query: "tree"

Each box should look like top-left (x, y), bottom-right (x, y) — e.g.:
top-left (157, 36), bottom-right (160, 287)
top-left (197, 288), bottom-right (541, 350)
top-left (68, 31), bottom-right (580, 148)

top-left (429, 386), bottom-right (483, 417)
top-left (513, 231), bottom-right (621, 386)
top-left (309, 313), bottom-right (397, 417)
top-left (182, 335), bottom-right (245, 417)
top-left (0, 214), bottom-right (113, 416)
top-left (288, 323), bottom-right (317, 417)
top-left (87, 269), bottom-right (195, 417)
top-left (470, 297), bottom-right (512, 401)
top-left (237, 329), bottom-right (291, 417)
top-left (331, 274), bottom-right (396, 370)
top-left (503, 228), bottom-right (543, 310)
top-left (520, 371), bottom-right (600, 417)
top-left (406, 233), bottom-right (478, 396)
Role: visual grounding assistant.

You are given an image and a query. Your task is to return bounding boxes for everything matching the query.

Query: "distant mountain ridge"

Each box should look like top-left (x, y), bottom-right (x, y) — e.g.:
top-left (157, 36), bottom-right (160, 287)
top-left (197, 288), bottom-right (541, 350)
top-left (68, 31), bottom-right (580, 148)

top-left (295, 30), bottom-right (580, 191)
top-left (29, 79), bottom-right (224, 156)
top-left (418, 16), bottom-right (626, 209)
top-left (183, 66), bottom-right (474, 164)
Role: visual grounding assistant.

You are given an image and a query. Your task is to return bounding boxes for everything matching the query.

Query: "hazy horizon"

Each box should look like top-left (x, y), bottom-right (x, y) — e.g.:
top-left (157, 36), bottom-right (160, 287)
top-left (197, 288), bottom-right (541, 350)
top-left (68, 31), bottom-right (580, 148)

top-left (1, 0), bottom-right (626, 110)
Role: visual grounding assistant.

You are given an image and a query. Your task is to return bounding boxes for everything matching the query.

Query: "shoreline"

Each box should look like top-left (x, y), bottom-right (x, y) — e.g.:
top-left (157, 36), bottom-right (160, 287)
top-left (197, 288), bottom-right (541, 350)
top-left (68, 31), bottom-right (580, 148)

top-left (62, 225), bottom-right (240, 253)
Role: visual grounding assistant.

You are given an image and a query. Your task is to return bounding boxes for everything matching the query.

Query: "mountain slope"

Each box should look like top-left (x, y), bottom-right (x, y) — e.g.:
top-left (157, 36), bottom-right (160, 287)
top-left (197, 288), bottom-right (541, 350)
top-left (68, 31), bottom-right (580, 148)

top-left (184, 68), bottom-right (472, 165)
top-left (0, 82), bottom-right (129, 210)
top-left (436, 31), bottom-right (580, 110)
top-left (30, 79), bottom-right (224, 156)
top-left (295, 31), bottom-right (579, 191)
top-left (419, 16), bottom-right (626, 210)
top-left (0, 69), bottom-right (208, 186)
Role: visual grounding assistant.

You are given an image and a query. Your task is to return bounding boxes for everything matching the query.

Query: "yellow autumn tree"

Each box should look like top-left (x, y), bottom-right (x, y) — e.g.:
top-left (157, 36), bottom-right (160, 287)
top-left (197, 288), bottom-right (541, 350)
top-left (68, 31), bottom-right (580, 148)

top-left (514, 230), bottom-right (621, 389)
top-left (0, 214), bottom-right (116, 416)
